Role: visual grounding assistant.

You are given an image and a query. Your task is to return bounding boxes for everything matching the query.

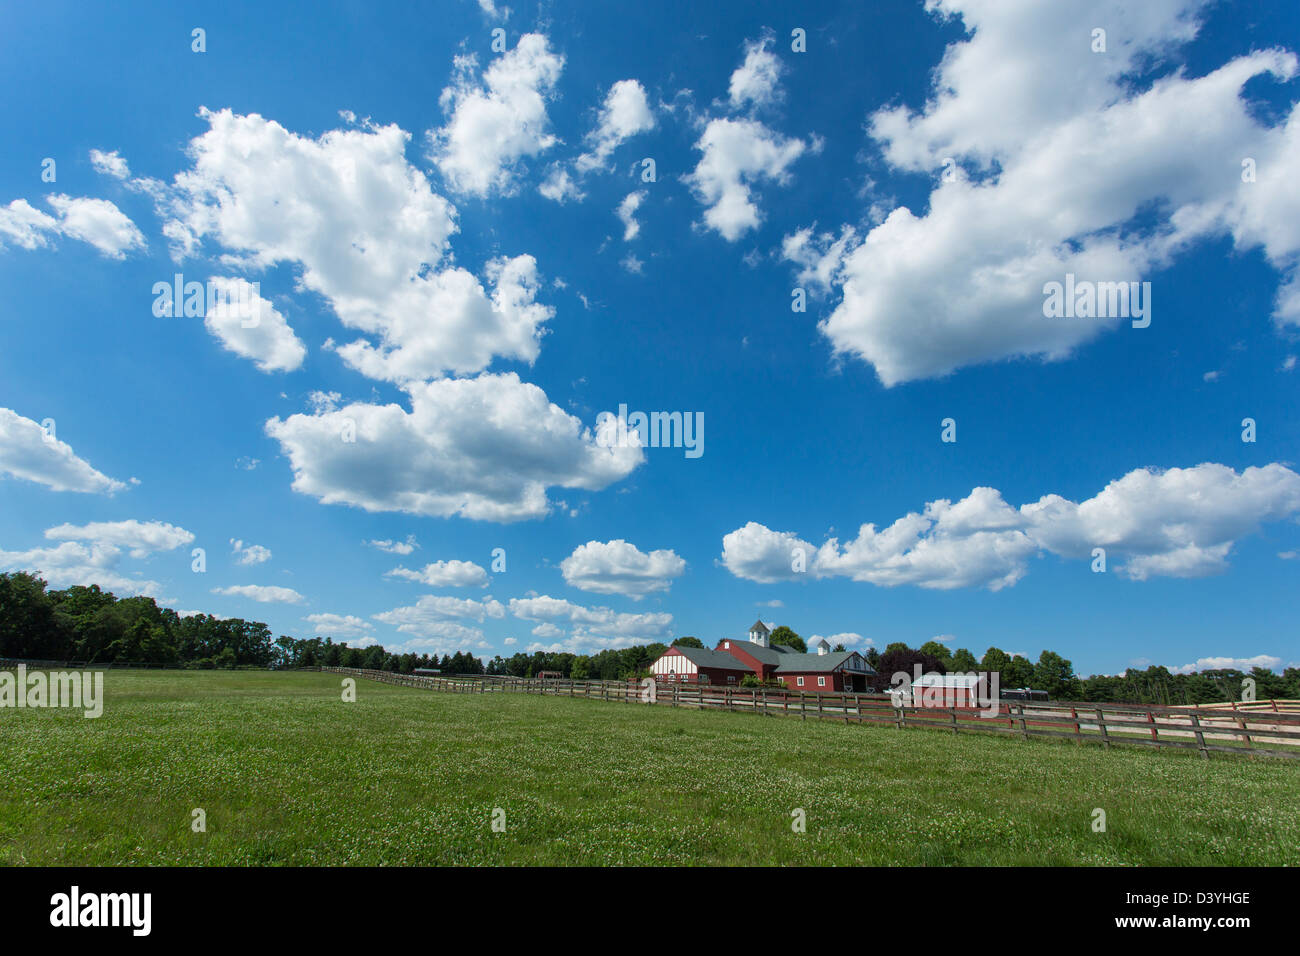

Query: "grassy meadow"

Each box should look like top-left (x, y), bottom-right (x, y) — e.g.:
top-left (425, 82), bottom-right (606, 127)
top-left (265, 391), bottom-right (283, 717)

top-left (1, 669), bottom-right (1297, 865)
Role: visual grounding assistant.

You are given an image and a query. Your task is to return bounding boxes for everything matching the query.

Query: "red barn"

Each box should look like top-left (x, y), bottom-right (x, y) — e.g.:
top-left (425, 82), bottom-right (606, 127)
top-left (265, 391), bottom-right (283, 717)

top-left (648, 644), bottom-right (750, 685)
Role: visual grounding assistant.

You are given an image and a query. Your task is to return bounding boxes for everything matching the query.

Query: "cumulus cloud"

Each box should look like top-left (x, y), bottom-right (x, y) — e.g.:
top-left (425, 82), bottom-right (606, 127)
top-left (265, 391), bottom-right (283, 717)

top-left (682, 37), bottom-right (811, 241)
top-left (787, 1), bottom-right (1300, 384)
top-left (617, 191), bottom-right (646, 241)
top-left (373, 594), bottom-right (504, 645)
top-left (430, 33), bottom-right (564, 196)
top-left (265, 372), bottom-right (643, 522)
top-left (366, 535), bottom-right (418, 555)
top-left (685, 119), bottom-right (807, 241)
top-left (559, 539), bottom-right (685, 598)
top-left (230, 538), bottom-right (272, 566)
top-left (728, 38), bottom-right (783, 109)
top-left (1021, 463), bottom-right (1300, 579)
top-left (45, 519), bottom-right (194, 558)
top-left (211, 584), bottom-right (306, 604)
top-left (386, 559), bottom-right (489, 587)
top-left (0, 519), bottom-right (194, 599)
top-left (0, 408), bottom-right (126, 494)
top-left (575, 79), bottom-right (656, 173)
top-left (305, 612), bottom-right (373, 637)
top-left (0, 194), bottom-right (144, 258)
top-left (89, 149), bottom-right (130, 179)
top-left (1169, 654), bottom-right (1284, 675)
top-left (509, 594), bottom-right (673, 648)
top-left (538, 165), bottom-right (584, 203)
top-left (810, 632), bottom-right (872, 649)
top-left (155, 108), bottom-right (550, 383)
top-left (723, 463), bottom-right (1300, 589)
top-left (200, 277), bottom-right (306, 373)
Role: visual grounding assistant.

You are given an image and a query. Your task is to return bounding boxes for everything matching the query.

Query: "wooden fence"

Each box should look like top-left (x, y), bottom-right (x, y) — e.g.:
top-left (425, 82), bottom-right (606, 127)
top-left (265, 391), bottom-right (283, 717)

top-left (321, 668), bottom-right (1300, 760)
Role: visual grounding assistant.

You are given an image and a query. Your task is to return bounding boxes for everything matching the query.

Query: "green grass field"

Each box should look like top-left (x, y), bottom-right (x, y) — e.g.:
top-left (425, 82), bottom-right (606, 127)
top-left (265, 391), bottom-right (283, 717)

top-left (1, 669), bottom-right (1297, 865)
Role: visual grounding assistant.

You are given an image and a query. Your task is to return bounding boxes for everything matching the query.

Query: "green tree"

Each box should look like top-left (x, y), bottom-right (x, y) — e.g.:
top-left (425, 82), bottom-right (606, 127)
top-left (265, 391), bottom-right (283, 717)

top-left (949, 647), bottom-right (979, 672)
top-left (671, 636), bottom-right (704, 649)
top-left (1032, 650), bottom-right (1078, 699)
top-left (769, 626), bottom-right (806, 652)
top-left (918, 640), bottom-right (953, 666)
top-left (981, 647), bottom-right (1011, 672)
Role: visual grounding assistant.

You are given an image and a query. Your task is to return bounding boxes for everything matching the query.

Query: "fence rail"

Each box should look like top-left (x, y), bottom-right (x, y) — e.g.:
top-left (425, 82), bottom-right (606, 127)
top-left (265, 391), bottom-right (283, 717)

top-left (321, 668), bottom-right (1300, 760)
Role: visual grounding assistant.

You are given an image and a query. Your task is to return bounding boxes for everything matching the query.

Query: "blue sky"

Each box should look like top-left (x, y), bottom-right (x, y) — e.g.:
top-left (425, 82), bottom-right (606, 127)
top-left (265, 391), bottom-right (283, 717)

top-left (1, 0), bottom-right (1297, 676)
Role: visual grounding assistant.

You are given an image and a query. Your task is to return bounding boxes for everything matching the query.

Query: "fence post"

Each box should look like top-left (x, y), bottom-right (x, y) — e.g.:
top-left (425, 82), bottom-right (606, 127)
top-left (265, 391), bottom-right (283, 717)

top-left (950, 708), bottom-right (958, 735)
top-left (1191, 713), bottom-right (1209, 759)
top-left (1071, 705), bottom-right (1080, 744)
top-left (1017, 704), bottom-right (1028, 740)
top-left (1096, 708), bottom-right (1110, 749)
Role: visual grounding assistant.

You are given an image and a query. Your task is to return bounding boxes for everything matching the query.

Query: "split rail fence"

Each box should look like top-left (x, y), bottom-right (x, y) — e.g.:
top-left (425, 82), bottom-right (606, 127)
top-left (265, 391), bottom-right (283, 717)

top-left (321, 667), bottom-right (1300, 760)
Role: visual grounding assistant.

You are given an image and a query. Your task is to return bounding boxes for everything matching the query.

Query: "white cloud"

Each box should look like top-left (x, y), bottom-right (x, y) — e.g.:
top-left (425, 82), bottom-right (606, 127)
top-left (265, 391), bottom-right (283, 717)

top-left (791, 1), bottom-right (1300, 384)
top-left (559, 539), bottom-right (685, 598)
top-left (366, 535), bottom-right (418, 555)
top-left (265, 372), bottom-right (643, 522)
top-left (45, 519), bottom-right (194, 558)
top-left (45, 195), bottom-right (145, 258)
top-left (684, 38), bottom-right (810, 241)
top-left (202, 277), bottom-right (306, 373)
top-left (0, 408), bottom-right (126, 494)
top-left (810, 632), bottom-right (872, 649)
top-left (509, 594), bottom-right (672, 647)
top-left (723, 463), bottom-right (1300, 588)
top-left (305, 612), bottom-right (373, 637)
top-left (386, 559), bottom-right (489, 587)
top-left (1170, 654), bottom-right (1283, 675)
top-left (230, 538), bottom-right (272, 566)
top-left (728, 38), bottom-right (783, 110)
top-left (617, 190), bottom-right (646, 241)
top-left (211, 584), bottom-right (306, 604)
top-left (538, 165), bottom-right (585, 203)
top-left (0, 195), bottom-right (144, 258)
top-left (1021, 462), bottom-right (1300, 580)
top-left (0, 541), bottom-right (165, 598)
top-left (373, 594), bottom-right (504, 645)
top-left (576, 79), bottom-right (656, 173)
top-left (158, 109), bottom-right (550, 384)
top-left (89, 149), bottom-right (130, 180)
top-left (430, 33), bottom-right (564, 196)
top-left (0, 519), bottom-right (193, 599)
top-left (685, 118), bottom-right (807, 241)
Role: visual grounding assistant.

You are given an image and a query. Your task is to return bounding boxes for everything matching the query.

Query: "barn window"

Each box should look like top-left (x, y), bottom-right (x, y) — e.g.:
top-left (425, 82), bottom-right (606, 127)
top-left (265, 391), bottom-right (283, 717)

top-left (727, 675), bottom-right (736, 683)
top-left (797, 676), bottom-right (804, 687)
top-left (818, 676), bottom-right (826, 687)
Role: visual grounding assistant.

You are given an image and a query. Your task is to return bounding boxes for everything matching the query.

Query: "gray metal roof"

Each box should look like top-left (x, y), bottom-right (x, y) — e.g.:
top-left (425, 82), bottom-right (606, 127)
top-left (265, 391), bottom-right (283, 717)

top-left (773, 651), bottom-right (877, 675)
top-left (671, 644), bottom-right (750, 671)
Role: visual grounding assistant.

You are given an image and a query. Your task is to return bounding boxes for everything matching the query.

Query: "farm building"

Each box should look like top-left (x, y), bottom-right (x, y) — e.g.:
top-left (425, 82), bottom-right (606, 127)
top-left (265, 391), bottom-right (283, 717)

top-left (649, 644), bottom-right (751, 684)
top-left (905, 673), bottom-right (992, 709)
top-left (648, 621), bottom-right (876, 692)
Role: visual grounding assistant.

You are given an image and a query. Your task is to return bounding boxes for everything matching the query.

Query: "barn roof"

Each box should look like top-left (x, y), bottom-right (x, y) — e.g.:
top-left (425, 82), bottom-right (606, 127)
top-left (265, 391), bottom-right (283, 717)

top-left (773, 651), bottom-right (877, 675)
top-left (723, 640), bottom-right (800, 665)
top-left (671, 645), bottom-right (751, 671)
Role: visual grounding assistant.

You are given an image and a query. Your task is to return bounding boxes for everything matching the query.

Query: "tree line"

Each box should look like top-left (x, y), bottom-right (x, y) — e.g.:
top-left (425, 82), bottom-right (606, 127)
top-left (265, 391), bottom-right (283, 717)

top-left (3, 572), bottom-right (1294, 704)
